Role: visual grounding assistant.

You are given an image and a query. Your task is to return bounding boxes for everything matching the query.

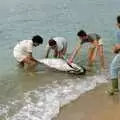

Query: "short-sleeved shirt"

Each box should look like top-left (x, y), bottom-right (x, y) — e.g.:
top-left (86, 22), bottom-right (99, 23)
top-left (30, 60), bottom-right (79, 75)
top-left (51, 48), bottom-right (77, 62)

top-left (116, 30), bottom-right (120, 43)
top-left (13, 40), bottom-right (33, 62)
top-left (80, 33), bottom-right (101, 45)
top-left (46, 37), bottom-right (67, 52)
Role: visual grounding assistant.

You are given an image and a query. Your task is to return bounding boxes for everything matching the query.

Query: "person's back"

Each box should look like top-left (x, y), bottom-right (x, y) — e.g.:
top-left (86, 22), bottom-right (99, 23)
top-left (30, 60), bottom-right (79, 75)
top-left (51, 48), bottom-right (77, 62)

top-left (88, 33), bottom-right (101, 42)
top-left (14, 40), bottom-right (33, 62)
top-left (45, 37), bottom-right (67, 58)
top-left (13, 35), bottom-right (43, 69)
top-left (53, 37), bottom-right (67, 51)
top-left (80, 33), bottom-right (101, 44)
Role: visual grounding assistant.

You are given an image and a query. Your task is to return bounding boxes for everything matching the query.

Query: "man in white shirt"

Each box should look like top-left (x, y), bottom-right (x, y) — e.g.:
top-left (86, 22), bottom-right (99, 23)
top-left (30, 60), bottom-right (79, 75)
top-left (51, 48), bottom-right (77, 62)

top-left (13, 35), bottom-right (43, 68)
top-left (45, 37), bottom-right (67, 58)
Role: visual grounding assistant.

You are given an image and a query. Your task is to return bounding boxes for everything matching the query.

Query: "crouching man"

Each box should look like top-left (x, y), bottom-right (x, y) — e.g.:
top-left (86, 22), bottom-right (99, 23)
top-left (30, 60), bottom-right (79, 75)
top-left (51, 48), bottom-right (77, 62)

top-left (13, 35), bottom-right (43, 69)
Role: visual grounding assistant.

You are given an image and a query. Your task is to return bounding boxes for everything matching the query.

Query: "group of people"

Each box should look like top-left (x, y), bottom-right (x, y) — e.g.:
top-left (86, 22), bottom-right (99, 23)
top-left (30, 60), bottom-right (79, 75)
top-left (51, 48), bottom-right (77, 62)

top-left (13, 31), bottom-right (104, 70)
top-left (13, 15), bottom-right (120, 95)
top-left (13, 36), bottom-right (68, 69)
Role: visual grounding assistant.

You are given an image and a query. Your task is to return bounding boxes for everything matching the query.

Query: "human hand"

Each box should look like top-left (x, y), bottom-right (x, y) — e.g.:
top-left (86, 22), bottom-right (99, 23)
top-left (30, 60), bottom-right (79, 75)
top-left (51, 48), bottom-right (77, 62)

top-left (67, 58), bottom-right (73, 65)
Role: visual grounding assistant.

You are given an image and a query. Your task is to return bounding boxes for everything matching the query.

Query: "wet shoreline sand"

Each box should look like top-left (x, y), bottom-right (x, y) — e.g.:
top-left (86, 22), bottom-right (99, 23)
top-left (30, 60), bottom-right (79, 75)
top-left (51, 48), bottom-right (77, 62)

top-left (55, 83), bottom-right (120, 120)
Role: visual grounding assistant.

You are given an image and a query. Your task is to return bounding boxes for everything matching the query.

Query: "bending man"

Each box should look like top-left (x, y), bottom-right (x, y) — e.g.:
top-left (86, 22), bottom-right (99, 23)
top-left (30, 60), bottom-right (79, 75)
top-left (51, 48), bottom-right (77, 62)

top-left (68, 30), bottom-right (105, 70)
top-left (45, 37), bottom-right (67, 58)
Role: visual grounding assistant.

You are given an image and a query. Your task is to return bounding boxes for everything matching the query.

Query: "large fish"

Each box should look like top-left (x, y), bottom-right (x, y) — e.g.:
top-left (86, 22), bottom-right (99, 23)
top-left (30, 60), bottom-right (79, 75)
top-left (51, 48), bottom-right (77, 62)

top-left (38, 58), bottom-right (86, 75)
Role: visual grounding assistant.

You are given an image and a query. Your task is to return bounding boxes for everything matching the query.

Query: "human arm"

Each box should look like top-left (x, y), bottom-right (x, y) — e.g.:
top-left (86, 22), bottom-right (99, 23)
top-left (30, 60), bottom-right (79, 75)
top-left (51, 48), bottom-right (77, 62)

top-left (45, 48), bottom-right (50, 58)
top-left (27, 52), bottom-right (40, 63)
top-left (45, 45), bottom-right (51, 58)
top-left (67, 44), bottom-right (81, 64)
top-left (57, 47), bottom-right (67, 58)
top-left (25, 41), bottom-right (40, 63)
top-left (92, 40), bottom-right (99, 48)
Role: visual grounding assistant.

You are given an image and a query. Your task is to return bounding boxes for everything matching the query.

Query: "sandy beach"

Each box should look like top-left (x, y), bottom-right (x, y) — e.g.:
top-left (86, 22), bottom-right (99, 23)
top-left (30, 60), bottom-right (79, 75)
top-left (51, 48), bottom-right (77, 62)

top-left (55, 83), bottom-right (120, 120)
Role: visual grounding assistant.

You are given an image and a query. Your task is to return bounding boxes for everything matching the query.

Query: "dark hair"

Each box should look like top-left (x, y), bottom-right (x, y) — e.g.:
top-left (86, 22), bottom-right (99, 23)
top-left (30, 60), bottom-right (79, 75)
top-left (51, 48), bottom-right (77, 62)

top-left (32, 35), bottom-right (43, 44)
top-left (117, 16), bottom-right (120, 24)
top-left (77, 30), bottom-right (87, 37)
top-left (48, 39), bottom-right (56, 46)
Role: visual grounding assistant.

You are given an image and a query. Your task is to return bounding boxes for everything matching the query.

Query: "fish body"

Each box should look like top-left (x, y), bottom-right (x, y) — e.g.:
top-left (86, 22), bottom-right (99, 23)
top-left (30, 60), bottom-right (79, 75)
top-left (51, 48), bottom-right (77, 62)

top-left (38, 58), bottom-right (86, 75)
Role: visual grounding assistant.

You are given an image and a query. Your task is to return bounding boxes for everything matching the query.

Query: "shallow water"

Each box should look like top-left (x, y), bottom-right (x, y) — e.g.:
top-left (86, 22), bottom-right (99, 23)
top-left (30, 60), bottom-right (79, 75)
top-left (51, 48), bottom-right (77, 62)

top-left (0, 0), bottom-right (120, 120)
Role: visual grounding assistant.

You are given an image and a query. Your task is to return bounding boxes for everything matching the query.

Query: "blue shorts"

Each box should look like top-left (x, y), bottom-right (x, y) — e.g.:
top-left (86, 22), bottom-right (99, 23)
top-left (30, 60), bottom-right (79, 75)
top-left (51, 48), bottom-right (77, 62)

top-left (110, 54), bottom-right (120, 79)
top-left (110, 67), bottom-right (120, 79)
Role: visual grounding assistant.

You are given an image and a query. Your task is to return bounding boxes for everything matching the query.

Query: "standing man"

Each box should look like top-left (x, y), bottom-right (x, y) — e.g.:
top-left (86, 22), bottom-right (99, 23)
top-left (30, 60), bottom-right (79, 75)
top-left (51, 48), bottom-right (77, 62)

top-left (45, 37), bottom-right (67, 58)
top-left (68, 30), bottom-right (105, 70)
top-left (108, 16), bottom-right (120, 95)
top-left (13, 35), bottom-right (43, 69)
top-left (109, 45), bottom-right (120, 95)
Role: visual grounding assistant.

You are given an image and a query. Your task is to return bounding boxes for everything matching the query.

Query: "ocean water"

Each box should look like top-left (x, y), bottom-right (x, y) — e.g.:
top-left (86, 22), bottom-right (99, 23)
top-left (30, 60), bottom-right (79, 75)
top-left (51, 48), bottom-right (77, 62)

top-left (0, 0), bottom-right (120, 120)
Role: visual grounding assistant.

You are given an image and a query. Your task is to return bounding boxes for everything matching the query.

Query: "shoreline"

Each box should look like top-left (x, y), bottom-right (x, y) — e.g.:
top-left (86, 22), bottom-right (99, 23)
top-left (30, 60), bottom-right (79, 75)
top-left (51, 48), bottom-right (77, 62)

top-left (54, 83), bottom-right (120, 120)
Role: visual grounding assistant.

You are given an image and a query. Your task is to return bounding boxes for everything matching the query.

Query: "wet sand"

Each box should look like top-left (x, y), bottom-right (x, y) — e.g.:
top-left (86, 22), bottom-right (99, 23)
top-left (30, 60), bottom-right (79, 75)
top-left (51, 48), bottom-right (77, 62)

top-left (55, 83), bottom-right (120, 120)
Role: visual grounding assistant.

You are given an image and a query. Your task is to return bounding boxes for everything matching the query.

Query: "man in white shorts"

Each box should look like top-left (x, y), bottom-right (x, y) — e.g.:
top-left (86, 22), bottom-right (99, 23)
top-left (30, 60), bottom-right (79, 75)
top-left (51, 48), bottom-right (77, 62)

top-left (13, 35), bottom-right (43, 68)
top-left (45, 37), bottom-right (67, 58)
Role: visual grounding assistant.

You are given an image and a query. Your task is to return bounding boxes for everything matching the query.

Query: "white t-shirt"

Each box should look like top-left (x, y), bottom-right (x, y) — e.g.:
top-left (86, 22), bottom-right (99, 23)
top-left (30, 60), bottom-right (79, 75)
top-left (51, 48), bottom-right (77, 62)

top-left (46, 37), bottom-right (67, 52)
top-left (13, 40), bottom-right (33, 62)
